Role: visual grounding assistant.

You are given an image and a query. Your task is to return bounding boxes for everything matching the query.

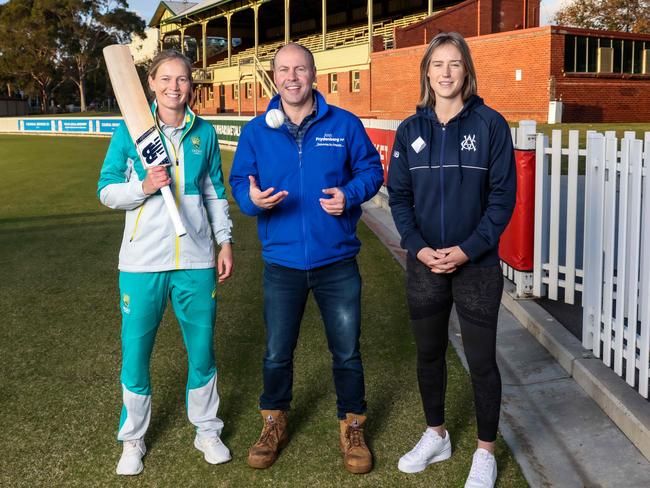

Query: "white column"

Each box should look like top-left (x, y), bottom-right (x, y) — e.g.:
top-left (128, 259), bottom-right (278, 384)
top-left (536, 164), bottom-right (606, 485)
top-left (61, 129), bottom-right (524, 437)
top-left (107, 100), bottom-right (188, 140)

top-left (322, 0), bottom-right (327, 50)
top-left (202, 21), bottom-right (208, 68)
top-left (254, 4), bottom-right (260, 57)
top-left (285, 0), bottom-right (290, 44)
top-left (227, 14), bottom-right (232, 67)
top-left (367, 0), bottom-right (373, 56)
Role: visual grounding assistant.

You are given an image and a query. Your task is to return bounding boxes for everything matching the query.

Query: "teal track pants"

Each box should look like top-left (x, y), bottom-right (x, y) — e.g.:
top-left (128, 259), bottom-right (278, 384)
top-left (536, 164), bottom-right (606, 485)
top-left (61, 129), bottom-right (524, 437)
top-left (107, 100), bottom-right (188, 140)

top-left (117, 268), bottom-right (223, 441)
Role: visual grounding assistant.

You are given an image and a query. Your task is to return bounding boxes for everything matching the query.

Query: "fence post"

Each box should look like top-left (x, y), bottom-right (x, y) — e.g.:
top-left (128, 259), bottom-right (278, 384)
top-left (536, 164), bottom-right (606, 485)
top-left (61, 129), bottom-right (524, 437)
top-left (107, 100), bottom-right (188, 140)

top-left (582, 131), bottom-right (605, 351)
top-left (613, 138), bottom-right (631, 375)
top-left (639, 133), bottom-right (650, 397)
top-left (601, 133), bottom-right (619, 365)
top-left (564, 130), bottom-right (580, 304)
top-left (533, 133), bottom-right (549, 298)
top-left (624, 138), bottom-right (643, 386)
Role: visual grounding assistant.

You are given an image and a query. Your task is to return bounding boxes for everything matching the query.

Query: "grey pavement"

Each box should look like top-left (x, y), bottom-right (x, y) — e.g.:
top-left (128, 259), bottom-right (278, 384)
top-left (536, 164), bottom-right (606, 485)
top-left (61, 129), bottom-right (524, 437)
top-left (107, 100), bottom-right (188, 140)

top-left (361, 196), bottom-right (650, 488)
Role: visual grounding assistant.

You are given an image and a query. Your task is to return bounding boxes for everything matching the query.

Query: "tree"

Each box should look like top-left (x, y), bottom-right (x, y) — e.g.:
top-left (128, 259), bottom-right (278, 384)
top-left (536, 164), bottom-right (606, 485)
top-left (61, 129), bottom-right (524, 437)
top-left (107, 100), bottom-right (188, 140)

top-left (0, 0), bottom-right (65, 112)
top-left (56, 0), bottom-right (145, 111)
top-left (553, 0), bottom-right (650, 33)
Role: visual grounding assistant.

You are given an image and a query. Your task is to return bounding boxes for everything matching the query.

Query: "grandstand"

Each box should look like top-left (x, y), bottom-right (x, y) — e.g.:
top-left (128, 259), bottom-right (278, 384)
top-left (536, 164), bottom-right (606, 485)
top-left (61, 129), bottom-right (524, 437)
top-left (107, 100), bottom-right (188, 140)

top-left (150, 0), bottom-right (461, 115)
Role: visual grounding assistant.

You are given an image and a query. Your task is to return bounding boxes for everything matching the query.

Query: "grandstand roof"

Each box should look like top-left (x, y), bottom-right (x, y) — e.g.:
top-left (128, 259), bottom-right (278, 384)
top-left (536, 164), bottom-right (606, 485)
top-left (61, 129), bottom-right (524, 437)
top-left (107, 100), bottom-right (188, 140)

top-left (149, 1), bottom-right (199, 27)
top-left (165, 0), bottom-right (241, 21)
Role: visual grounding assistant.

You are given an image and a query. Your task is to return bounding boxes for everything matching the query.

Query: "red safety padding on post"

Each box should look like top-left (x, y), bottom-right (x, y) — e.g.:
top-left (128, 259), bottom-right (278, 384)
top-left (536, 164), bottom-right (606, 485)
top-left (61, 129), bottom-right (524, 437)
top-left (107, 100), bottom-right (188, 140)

top-left (499, 149), bottom-right (535, 271)
top-left (364, 127), bottom-right (396, 185)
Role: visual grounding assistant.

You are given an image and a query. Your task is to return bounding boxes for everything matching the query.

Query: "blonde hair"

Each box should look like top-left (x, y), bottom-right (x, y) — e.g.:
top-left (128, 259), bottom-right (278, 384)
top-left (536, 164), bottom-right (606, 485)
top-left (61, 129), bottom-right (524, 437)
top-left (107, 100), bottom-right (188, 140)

top-left (147, 50), bottom-right (193, 103)
top-left (417, 32), bottom-right (477, 109)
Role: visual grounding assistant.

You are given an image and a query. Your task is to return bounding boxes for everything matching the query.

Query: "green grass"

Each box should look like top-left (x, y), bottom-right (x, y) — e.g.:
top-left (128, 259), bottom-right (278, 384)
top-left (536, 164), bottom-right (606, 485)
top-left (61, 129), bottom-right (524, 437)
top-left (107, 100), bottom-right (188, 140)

top-left (0, 135), bottom-right (528, 487)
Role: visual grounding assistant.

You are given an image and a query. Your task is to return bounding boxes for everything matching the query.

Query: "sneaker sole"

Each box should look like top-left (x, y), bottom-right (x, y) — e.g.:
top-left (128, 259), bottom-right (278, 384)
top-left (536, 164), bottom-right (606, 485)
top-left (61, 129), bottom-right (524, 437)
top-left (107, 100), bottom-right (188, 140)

top-left (397, 447), bottom-right (452, 474)
top-left (194, 438), bottom-right (232, 465)
top-left (116, 463), bottom-right (143, 476)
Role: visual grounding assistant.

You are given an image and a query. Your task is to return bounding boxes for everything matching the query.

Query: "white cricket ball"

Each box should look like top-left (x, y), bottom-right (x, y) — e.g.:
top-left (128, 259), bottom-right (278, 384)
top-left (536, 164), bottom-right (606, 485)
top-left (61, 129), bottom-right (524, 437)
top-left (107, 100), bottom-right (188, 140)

top-left (265, 108), bottom-right (285, 129)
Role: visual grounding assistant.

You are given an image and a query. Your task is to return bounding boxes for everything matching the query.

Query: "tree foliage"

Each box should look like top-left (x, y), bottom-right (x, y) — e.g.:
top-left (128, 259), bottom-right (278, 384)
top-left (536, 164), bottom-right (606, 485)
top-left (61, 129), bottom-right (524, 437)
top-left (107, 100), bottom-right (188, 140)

top-left (0, 0), bottom-right (64, 112)
top-left (56, 0), bottom-right (144, 111)
top-left (553, 0), bottom-right (650, 33)
top-left (0, 0), bottom-right (144, 112)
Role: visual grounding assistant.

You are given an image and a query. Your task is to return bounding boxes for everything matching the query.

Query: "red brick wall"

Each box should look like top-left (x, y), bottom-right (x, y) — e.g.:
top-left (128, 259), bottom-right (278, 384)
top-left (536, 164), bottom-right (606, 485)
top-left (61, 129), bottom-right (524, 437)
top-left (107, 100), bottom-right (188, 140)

top-left (370, 27), bottom-right (552, 121)
top-left (468, 27), bottom-right (551, 122)
top-left (548, 30), bottom-right (650, 122)
top-left (555, 75), bottom-right (650, 123)
top-left (395, 0), bottom-right (541, 48)
top-left (369, 45), bottom-right (424, 120)
top-left (396, 1), bottom-right (479, 48)
top-left (318, 70), bottom-right (372, 116)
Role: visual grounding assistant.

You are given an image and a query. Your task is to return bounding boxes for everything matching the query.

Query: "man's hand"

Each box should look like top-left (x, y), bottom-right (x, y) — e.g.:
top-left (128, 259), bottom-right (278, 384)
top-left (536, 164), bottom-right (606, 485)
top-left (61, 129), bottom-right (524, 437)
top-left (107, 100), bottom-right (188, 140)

top-left (217, 243), bottom-right (233, 283)
top-left (249, 175), bottom-right (288, 210)
top-left (142, 165), bottom-right (171, 195)
top-left (319, 187), bottom-right (346, 216)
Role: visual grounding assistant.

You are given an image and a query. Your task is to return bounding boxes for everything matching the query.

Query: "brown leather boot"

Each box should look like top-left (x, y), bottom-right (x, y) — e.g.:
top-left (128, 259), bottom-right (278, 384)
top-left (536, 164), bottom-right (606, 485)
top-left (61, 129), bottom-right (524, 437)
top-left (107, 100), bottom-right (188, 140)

top-left (339, 413), bottom-right (372, 474)
top-left (247, 410), bottom-right (289, 469)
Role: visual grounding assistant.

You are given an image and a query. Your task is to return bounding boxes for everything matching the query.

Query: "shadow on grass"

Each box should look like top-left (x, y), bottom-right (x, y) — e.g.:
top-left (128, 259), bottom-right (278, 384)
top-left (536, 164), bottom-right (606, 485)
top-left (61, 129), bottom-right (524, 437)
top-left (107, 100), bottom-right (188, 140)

top-left (0, 210), bottom-right (112, 224)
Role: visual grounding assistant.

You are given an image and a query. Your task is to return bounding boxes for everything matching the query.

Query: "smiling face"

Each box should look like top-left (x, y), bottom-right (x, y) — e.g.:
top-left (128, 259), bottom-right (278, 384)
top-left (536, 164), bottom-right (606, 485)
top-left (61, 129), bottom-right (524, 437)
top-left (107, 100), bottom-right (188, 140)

top-left (148, 58), bottom-right (192, 115)
top-left (427, 43), bottom-right (466, 105)
top-left (272, 45), bottom-right (316, 110)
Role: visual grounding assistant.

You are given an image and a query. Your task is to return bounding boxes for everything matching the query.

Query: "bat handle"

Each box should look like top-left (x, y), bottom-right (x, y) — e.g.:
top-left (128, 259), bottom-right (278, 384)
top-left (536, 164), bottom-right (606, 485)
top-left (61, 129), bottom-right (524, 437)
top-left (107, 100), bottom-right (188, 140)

top-left (160, 185), bottom-right (187, 236)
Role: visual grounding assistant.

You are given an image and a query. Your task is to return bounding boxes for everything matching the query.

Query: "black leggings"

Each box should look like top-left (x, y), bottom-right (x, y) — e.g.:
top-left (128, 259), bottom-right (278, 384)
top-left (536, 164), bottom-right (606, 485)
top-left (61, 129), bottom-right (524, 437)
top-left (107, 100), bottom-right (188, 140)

top-left (406, 255), bottom-right (503, 442)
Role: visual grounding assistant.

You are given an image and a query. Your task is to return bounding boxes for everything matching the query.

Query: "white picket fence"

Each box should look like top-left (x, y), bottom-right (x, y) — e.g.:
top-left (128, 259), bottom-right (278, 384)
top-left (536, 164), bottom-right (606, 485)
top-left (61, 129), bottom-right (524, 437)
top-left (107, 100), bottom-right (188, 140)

top-left (534, 129), bottom-right (650, 398)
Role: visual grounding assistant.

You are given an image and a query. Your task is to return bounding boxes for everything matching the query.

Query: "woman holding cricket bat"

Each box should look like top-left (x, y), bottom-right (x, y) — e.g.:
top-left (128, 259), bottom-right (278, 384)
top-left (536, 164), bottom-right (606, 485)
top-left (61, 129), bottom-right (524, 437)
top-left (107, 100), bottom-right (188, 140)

top-left (97, 50), bottom-right (233, 476)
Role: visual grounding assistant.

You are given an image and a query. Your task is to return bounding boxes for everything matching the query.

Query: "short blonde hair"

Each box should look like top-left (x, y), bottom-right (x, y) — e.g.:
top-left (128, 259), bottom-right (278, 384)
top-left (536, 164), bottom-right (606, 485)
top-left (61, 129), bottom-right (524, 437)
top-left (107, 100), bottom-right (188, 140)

top-left (417, 32), bottom-right (477, 109)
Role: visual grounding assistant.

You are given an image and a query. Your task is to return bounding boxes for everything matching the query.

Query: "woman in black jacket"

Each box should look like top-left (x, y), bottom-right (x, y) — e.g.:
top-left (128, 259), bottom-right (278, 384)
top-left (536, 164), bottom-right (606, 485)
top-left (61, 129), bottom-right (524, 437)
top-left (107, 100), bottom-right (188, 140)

top-left (387, 32), bottom-right (516, 488)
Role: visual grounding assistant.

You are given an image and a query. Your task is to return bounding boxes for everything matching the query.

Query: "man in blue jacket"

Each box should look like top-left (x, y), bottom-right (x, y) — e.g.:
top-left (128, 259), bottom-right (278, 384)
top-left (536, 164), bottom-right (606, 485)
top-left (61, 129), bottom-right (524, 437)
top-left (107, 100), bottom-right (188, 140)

top-left (230, 42), bottom-right (383, 474)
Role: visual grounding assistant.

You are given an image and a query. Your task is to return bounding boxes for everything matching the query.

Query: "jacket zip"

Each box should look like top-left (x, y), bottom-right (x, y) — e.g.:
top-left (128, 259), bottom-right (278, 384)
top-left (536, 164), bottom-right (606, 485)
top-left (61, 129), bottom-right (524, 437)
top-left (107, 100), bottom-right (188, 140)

top-left (159, 115), bottom-right (195, 270)
top-left (298, 147), bottom-right (309, 268)
top-left (439, 125), bottom-right (446, 245)
top-left (130, 203), bottom-right (146, 242)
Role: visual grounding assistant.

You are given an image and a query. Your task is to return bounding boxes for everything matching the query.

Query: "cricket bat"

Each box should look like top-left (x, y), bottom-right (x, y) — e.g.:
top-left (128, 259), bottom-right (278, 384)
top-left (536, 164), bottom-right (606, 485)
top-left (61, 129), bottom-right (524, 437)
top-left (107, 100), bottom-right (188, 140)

top-left (103, 44), bottom-right (187, 237)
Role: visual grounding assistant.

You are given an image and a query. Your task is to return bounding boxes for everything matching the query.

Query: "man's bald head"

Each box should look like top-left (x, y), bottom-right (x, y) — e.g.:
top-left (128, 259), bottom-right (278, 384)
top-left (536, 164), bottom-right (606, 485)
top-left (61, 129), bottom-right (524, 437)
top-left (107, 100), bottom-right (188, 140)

top-left (271, 43), bottom-right (316, 72)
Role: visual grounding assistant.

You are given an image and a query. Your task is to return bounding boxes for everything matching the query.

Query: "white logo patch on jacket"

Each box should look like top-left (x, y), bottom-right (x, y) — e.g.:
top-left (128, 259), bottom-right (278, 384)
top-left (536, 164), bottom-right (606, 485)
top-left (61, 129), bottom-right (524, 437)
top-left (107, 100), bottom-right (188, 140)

top-left (411, 137), bottom-right (426, 153)
top-left (461, 134), bottom-right (477, 151)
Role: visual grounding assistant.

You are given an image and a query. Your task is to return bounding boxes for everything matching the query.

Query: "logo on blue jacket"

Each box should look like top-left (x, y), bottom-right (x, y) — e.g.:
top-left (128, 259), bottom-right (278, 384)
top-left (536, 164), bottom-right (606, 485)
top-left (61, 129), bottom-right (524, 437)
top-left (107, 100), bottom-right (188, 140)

top-left (461, 134), bottom-right (477, 152)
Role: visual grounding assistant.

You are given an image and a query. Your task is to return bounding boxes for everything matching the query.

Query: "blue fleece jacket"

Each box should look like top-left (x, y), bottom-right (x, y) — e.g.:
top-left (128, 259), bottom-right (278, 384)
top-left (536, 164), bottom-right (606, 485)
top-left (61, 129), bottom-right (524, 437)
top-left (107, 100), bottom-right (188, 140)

top-left (230, 91), bottom-right (383, 270)
top-left (387, 95), bottom-right (516, 266)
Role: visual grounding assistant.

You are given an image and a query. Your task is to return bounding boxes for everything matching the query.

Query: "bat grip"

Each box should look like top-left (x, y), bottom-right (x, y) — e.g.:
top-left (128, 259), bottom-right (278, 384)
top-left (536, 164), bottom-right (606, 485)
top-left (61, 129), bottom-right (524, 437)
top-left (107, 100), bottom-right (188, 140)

top-left (160, 185), bottom-right (187, 236)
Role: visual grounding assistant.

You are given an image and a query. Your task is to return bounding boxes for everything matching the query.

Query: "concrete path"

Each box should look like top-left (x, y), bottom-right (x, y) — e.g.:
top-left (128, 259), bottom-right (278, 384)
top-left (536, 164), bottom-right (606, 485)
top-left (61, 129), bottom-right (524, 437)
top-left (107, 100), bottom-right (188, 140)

top-left (361, 199), bottom-right (650, 488)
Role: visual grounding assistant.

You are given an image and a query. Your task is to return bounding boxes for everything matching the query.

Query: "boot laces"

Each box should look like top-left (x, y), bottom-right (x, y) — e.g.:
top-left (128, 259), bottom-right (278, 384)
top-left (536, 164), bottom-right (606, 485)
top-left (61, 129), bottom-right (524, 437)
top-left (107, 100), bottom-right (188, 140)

top-left (258, 416), bottom-right (280, 446)
top-left (346, 421), bottom-right (365, 448)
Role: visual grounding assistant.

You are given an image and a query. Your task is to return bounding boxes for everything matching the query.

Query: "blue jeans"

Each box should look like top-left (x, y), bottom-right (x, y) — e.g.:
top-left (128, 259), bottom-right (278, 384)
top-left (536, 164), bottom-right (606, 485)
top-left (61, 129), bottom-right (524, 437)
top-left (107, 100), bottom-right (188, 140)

top-left (260, 258), bottom-right (367, 419)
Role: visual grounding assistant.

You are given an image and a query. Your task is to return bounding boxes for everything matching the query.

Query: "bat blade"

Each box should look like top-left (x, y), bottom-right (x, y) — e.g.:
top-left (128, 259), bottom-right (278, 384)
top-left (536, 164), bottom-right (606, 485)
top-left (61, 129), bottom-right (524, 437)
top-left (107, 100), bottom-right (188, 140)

top-left (103, 44), bottom-right (186, 237)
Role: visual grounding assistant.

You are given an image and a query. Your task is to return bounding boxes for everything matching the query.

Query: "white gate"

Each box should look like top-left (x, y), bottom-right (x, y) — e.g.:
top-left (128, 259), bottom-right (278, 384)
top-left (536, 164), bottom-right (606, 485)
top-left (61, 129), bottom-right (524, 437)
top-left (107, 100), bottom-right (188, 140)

top-left (534, 129), bottom-right (650, 398)
top-left (582, 132), bottom-right (650, 397)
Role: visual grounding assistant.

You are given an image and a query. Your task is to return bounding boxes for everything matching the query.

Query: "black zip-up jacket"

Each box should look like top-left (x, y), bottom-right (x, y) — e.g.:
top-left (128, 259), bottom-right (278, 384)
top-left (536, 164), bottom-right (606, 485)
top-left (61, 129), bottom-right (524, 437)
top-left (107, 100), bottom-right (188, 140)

top-left (387, 95), bottom-right (516, 266)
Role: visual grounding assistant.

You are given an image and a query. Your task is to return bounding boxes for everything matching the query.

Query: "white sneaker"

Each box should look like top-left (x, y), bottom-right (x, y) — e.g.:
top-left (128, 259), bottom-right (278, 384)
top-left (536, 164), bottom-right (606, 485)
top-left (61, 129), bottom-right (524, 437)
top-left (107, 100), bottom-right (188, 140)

top-left (194, 435), bottom-right (232, 465)
top-left (397, 429), bottom-right (452, 473)
top-left (464, 448), bottom-right (497, 488)
top-left (116, 438), bottom-right (146, 476)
